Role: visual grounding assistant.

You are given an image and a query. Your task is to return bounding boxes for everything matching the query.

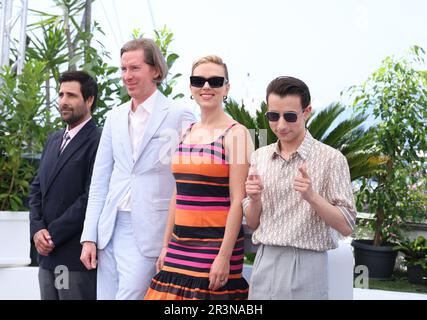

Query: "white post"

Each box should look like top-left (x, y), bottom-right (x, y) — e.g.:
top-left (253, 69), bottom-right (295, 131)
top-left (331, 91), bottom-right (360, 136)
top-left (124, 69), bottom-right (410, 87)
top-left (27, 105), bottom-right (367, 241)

top-left (16, 0), bottom-right (28, 75)
top-left (147, 0), bottom-right (156, 31)
top-left (0, 0), bottom-right (28, 74)
top-left (0, 0), bottom-right (13, 70)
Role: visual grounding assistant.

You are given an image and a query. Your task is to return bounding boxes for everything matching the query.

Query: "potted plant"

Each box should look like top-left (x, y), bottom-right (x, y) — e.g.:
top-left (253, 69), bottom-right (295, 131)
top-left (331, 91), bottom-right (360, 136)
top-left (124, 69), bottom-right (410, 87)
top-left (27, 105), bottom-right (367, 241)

top-left (349, 46), bottom-right (427, 279)
top-left (394, 236), bottom-right (427, 285)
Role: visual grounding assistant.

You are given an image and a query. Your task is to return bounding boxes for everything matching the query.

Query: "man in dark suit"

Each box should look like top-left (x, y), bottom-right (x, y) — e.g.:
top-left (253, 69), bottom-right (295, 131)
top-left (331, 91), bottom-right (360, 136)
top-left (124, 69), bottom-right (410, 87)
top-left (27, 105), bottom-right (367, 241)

top-left (29, 71), bottom-right (101, 300)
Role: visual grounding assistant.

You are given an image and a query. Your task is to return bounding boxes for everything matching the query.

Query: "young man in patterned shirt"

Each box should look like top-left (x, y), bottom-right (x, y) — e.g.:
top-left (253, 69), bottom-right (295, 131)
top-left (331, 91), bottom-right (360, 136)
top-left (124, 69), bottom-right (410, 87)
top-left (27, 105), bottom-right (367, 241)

top-left (243, 76), bottom-right (356, 300)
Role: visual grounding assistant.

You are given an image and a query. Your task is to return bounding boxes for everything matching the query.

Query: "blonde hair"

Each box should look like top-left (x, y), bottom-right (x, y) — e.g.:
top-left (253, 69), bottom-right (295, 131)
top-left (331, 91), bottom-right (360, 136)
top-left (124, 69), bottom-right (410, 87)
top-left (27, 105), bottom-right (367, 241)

top-left (191, 55), bottom-right (229, 81)
top-left (120, 38), bottom-right (168, 83)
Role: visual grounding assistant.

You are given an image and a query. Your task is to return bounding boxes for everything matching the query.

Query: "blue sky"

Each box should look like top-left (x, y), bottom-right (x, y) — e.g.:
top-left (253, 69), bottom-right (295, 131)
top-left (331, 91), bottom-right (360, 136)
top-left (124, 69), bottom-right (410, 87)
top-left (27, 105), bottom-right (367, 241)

top-left (32, 0), bottom-right (427, 115)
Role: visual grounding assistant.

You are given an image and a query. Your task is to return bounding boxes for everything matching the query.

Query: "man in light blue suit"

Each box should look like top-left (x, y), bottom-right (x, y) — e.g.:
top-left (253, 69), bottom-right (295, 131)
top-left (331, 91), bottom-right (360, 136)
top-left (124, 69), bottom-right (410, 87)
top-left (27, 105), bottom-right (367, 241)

top-left (80, 38), bottom-right (195, 300)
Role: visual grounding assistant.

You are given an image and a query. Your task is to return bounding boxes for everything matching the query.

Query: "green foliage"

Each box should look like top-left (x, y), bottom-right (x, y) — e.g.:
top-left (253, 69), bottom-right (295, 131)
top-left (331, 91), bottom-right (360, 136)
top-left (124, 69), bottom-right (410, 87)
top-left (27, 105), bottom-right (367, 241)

top-left (349, 46), bottom-right (427, 245)
top-left (307, 103), bottom-right (386, 181)
top-left (356, 166), bottom-right (427, 243)
top-left (29, 0), bottom-right (89, 71)
top-left (26, 26), bottom-right (68, 82)
top-left (224, 100), bottom-right (275, 149)
top-left (394, 236), bottom-right (427, 271)
top-left (27, 1), bottom-right (122, 127)
top-left (367, 270), bottom-right (427, 294)
top-left (244, 253), bottom-right (256, 265)
top-left (0, 61), bottom-right (47, 210)
top-left (79, 21), bottom-right (122, 126)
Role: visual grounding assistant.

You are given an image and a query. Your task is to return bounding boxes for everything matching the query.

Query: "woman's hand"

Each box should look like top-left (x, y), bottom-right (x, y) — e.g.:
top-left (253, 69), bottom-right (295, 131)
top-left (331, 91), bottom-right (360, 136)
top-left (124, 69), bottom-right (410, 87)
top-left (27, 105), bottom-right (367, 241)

top-left (208, 255), bottom-right (230, 291)
top-left (156, 246), bottom-right (168, 273)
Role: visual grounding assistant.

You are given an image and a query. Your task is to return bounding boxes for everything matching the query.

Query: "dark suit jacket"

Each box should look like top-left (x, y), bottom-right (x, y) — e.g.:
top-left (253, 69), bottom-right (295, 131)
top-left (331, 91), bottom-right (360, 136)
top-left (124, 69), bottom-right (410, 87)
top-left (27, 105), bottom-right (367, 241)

top-left (29, 119), bottom-right (101, 271)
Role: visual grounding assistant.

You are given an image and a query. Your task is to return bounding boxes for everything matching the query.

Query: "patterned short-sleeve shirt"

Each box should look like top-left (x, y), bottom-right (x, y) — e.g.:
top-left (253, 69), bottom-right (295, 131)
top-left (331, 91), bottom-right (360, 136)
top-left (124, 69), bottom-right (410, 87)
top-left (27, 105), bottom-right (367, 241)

top-left (242, 131), bottom-right (356, 251)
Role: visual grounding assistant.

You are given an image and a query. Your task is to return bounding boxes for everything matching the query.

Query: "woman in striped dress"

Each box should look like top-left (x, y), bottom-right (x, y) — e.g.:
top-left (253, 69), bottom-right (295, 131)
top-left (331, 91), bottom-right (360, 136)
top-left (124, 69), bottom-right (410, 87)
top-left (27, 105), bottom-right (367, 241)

top-left (144, 55), bottom-right (251, 300)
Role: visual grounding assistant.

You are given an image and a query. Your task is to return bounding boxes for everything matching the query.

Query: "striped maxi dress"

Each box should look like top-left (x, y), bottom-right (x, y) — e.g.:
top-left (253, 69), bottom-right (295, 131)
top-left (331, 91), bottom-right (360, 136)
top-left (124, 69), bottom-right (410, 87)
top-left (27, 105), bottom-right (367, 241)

top-left (144, 122), bottom-right (249, 300)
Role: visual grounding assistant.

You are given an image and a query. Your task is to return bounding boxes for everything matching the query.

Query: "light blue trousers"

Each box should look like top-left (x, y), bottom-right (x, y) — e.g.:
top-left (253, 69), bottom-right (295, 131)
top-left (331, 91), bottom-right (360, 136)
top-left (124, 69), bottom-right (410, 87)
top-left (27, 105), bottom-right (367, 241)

top-left (97, 211), bottom-right (157, 300)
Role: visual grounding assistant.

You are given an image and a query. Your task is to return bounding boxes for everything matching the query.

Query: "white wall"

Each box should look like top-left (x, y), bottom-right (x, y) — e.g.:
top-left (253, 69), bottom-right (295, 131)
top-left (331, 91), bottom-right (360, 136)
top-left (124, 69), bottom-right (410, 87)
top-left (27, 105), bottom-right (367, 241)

top-left (0, 267), bottom-right (40, 300)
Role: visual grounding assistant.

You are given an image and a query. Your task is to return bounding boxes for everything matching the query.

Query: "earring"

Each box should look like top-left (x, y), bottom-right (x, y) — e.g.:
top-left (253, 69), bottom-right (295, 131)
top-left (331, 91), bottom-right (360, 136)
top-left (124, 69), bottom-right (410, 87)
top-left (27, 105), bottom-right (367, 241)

top-left (223, 96), bottom-right (228, 102)
top-left (190, 95), bottom-right (194, 100)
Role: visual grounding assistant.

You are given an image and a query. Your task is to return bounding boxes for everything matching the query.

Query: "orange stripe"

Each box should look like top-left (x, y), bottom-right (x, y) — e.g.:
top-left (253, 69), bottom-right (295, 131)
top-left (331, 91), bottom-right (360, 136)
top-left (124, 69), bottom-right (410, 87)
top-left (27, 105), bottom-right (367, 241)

top-left (171, 234), bottom-right (223, 242)
top-left (175, 179), bottom-right (229, 187)
top-left (162, 265), bottom-right (243, 279)
top-left (163, 265), bottom-right (208, 278)
top-left (172, 161), bottom-right (229, 177)
top-left (172, 155), bottom-right (228, 166)
top-left (145, 288), bottom-right (199, 300)
top-left (171, 234), bottom-right (245, 243)
top-left (175, 210), bottom-right (228, 227)
top-left (176, 209), bottom-right (228, 215)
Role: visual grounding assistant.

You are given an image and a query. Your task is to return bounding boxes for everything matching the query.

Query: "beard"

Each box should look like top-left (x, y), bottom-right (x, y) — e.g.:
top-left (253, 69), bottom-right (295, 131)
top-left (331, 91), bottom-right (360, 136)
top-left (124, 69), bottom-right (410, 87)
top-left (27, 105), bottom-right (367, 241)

top-left (60, 108), bottom-right (87, 126)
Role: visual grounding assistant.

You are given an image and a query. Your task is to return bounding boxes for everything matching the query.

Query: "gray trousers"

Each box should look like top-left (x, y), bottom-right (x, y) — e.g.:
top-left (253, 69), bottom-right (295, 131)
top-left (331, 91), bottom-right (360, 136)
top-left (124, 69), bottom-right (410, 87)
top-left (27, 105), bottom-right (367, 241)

top-left (38, 267), bottom-right (96, 300)
top-left (248, 245), bottom-right (328, 300)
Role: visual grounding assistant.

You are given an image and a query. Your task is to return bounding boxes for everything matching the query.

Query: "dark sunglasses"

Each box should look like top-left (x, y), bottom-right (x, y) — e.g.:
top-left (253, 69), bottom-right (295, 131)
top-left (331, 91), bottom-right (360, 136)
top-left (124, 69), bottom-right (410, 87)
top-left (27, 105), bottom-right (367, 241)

top-left (265, 111), bottom-right (301, 123)
top-left (190, 76), bottom-right (228, 88)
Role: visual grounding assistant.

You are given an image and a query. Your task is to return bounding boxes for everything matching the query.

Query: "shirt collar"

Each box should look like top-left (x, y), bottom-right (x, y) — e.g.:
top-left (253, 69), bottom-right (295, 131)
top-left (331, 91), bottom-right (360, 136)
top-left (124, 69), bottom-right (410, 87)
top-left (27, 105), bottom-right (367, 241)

top-left (271, 130), bottom-right (314, 161)
top-left (66, 117), bottom-right (92, 140)
top-left (130, 90), bottom-right (158, 115)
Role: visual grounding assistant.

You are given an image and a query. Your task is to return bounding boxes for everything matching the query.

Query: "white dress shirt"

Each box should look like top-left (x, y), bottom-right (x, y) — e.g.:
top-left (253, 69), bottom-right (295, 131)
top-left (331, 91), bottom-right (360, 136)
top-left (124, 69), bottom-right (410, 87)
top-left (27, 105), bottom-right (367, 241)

top-left (117, 90), bottom-right (158, 212)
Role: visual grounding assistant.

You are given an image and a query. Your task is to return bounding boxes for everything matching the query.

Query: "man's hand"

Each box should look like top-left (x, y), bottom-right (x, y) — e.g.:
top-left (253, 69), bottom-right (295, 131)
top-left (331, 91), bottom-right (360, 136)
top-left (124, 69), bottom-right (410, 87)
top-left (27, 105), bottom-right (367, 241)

top-left (33, 229), bottom-right (55, 256)
top-left (294, 163), bottom-right (315, 202)
top-left (245, 166), bottom-right (263, 202)
top-left (80, 241), bottom-right (97, 270)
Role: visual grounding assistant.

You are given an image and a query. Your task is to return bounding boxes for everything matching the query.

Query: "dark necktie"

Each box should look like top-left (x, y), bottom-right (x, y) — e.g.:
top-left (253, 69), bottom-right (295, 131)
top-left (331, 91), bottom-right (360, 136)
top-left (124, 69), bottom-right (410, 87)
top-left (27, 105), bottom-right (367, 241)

top-left (59, 131), bottom-right (70, 155)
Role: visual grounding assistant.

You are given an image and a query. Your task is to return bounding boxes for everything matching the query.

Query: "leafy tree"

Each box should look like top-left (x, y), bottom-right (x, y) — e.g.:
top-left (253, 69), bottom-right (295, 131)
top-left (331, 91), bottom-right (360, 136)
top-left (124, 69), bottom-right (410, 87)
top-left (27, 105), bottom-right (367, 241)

top-left (307, 103), bottom-right (385, 181)
top-left (224, 100), bottom-right (275, 149)
top-left (27, 0), bottom-right (122, 127)
top-left (0, 61), bottom-right (47, 210)
top-left (349, 45), bottom-right (427, 245)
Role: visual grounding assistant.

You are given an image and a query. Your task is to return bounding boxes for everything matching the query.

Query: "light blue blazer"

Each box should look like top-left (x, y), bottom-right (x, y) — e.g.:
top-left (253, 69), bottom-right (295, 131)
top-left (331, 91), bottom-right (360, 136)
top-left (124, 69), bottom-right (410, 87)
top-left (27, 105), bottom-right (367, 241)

top-left (81, 92), bottom-right (196, 257)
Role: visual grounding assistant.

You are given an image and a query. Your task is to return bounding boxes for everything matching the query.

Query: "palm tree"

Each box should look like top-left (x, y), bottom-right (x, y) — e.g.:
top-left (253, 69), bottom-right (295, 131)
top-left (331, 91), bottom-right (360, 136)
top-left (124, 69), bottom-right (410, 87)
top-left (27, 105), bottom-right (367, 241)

top-left (307, 102), bottom-right (386, 181)
top-left (225, 100), bottom-right (385, 181)
top-left (224, 100), bottom-right (275, 149)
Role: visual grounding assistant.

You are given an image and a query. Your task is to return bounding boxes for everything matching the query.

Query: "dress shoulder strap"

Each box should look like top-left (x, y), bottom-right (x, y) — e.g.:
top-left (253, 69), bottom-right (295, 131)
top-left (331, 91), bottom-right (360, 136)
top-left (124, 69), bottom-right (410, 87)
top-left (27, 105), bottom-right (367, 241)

top-left (180, 122), bottom-right (197, 143)
top-left (217, 122), bottom-right (239, 142)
